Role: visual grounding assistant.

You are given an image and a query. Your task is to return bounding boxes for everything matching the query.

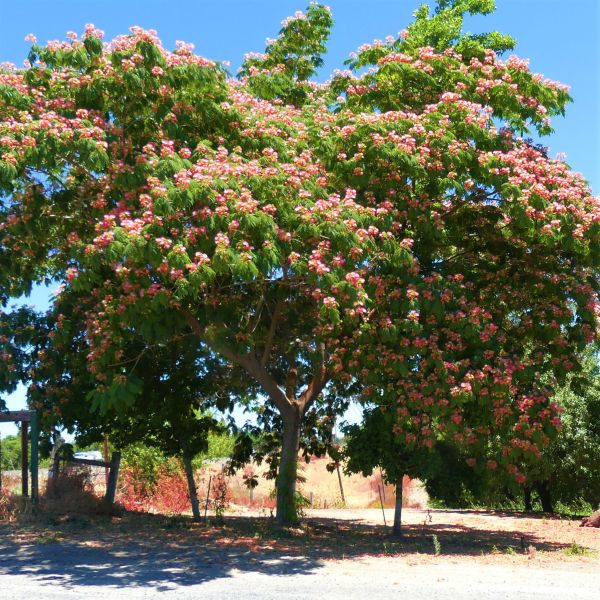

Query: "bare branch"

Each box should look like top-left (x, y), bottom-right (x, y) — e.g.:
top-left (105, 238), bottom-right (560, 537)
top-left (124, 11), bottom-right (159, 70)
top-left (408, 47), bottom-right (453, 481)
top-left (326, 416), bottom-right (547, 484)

top-left (180, 308), bottom-right (241, 366)
top-left (243, 354), bottom-right (292, 417)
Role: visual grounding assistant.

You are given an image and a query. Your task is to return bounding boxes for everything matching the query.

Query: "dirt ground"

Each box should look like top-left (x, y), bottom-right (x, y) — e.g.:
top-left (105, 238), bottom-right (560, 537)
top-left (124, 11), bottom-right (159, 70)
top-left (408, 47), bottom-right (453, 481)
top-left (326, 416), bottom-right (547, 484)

top-left (3, 506), bottom-right (599, 565)
top-left (1, 507), bottom-right (599, 599)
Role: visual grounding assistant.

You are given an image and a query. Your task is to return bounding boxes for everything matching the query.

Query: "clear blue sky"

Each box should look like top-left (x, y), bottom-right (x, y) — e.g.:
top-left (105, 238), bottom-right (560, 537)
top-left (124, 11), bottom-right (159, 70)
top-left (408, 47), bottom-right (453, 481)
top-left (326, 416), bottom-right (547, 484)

top-left (1, 0), bottom-right (598, 434)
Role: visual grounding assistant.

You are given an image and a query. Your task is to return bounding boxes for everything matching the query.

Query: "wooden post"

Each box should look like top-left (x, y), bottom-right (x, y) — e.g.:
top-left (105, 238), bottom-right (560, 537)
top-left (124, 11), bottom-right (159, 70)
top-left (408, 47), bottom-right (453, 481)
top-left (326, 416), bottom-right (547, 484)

top-left (104, 452), bottom-right (121, 504)
top-left (21, 422), bottom-right (28, 497)
top-left (30, 412), bottom-right (39, 505)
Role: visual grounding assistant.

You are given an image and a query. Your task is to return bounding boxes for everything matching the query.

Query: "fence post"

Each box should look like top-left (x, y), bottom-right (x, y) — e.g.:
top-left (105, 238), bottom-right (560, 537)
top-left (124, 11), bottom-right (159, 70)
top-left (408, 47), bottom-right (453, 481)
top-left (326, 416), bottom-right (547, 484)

top-left (30, 412), bottom-right (39, 505)
top-left (105, 452), bottom-right (121, 504)
top-left (21, 422), bottom-right (28, 497)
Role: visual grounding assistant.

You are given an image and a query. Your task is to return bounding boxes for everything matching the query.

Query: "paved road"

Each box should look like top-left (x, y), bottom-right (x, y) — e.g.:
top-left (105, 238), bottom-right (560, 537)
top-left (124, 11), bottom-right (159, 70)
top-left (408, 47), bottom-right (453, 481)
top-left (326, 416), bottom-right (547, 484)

top-left (1, 539), bottom-right (599, 599)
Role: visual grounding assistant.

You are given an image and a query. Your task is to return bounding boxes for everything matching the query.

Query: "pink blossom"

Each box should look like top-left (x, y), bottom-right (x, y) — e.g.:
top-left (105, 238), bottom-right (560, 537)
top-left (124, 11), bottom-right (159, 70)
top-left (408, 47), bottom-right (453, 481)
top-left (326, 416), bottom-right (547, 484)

top-left (345, 271), bottom-right (364, 287)
top-left (214, 232), bottom-right (230, 247)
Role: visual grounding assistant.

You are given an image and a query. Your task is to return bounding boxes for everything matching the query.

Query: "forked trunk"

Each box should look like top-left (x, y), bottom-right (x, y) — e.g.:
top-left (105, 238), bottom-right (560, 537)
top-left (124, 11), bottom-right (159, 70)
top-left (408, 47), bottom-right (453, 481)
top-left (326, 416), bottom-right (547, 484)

top-left (277, 411), bottom-right (302, 525)
top-left (182, 450), bottom-right (201, 521)
top-left (392, 474), bottom-right (403, 537)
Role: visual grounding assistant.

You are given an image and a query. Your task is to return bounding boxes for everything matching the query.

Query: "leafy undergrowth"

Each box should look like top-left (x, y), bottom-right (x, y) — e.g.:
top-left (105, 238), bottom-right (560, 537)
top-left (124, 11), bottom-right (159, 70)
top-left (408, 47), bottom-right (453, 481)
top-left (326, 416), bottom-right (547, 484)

top-left (2, 508), bottom-right (599, 568)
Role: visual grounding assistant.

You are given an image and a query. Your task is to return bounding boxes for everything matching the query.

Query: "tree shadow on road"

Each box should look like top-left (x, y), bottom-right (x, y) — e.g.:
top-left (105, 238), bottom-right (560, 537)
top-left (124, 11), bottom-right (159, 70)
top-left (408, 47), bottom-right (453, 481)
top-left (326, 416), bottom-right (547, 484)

top-left (0, 527), bottom-right (319, 592)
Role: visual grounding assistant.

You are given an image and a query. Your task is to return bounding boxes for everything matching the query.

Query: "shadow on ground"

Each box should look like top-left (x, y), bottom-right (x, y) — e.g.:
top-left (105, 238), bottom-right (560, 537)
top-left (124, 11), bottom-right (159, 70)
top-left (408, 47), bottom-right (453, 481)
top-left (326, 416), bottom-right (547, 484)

top-left (0, 510), bottom-right (580, 592)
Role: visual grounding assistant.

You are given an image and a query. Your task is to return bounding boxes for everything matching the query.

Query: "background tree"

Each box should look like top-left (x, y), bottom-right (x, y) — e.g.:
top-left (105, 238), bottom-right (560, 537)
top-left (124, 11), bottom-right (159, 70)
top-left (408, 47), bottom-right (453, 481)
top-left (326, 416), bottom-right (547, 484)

top-left (525, 348), bottom-right (600, 512)
top-left (344, 408), bottom-right (440, 536)
top-left (424, 348), bottom-right (600, 513)
top-left (26, 290), bottom-right (250, 519)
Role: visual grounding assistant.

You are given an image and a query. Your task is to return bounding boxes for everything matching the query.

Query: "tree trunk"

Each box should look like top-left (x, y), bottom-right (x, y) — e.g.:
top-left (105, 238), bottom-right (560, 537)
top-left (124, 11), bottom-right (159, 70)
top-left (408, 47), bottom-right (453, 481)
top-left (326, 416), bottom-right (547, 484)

top-left (581, 509), bottom-right (600, 527)
top-left (392, 475), bottom-right (403, 537)
top-left (523, 486), bottom-right (533, 512)
top-left (182, 450), bottom-right (201, 521)
top-left (535, 480), bottom-right (554, 513)
top-left (277, 410), bottom-right (302, 526)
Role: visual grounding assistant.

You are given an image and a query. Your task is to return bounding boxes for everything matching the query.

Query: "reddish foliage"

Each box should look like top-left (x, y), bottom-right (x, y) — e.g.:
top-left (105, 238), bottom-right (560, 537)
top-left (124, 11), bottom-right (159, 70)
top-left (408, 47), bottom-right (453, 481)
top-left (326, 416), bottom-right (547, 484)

top-left (152, 468), bottom-right (190, 514)
top-left (118, 465), bottom-right (191, 514)
top-left (118, 467), bottom-right (152, 512)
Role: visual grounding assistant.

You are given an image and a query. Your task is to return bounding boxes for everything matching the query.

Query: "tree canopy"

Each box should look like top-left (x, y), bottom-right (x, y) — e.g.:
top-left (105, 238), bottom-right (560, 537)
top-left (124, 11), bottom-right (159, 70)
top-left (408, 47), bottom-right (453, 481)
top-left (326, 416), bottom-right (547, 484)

top-left (1, 0), bottom-right (598, 524)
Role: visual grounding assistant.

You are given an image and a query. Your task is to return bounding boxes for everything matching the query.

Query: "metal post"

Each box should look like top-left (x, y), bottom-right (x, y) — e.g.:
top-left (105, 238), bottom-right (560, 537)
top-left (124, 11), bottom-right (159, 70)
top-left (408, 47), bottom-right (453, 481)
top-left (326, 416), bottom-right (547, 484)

top-left (30, 412), bottom-right (39, 505)
top-left (336, 463), bottom-right (346, 505)
top-left (378, 484), bottom-right (387, 527)
top-left (204, 475), bottom-right (212, 521)
top-left (21, 422), bottom-right (28, 497)
top-left (379, 467), bottom-right (386, 502)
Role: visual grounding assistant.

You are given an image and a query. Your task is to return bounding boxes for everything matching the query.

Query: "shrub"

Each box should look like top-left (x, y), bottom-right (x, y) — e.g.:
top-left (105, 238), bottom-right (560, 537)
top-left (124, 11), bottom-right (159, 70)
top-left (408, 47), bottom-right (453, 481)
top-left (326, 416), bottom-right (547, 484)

top-left (118, 460), bottom-right (191, 515)
top-left (151, 467), bottom-right (191, 514)
top-left (118, 466), bottom-right (152, 512)
top-left (120, 443), bottom-right (168, 490)
top-left (210, 473), bottom-right (231, 521)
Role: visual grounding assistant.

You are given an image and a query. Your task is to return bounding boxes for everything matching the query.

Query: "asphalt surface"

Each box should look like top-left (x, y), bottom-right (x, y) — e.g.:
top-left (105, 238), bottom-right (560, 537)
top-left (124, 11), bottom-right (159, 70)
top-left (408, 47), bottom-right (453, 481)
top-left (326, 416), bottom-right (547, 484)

top-left (1, 538), bottom-right (599, 599)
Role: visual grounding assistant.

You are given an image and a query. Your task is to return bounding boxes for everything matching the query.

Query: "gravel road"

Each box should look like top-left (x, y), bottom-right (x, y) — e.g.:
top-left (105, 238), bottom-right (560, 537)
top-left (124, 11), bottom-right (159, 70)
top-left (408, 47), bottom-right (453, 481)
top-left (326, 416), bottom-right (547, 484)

top-left (1, 537), bottom-right (599, 600)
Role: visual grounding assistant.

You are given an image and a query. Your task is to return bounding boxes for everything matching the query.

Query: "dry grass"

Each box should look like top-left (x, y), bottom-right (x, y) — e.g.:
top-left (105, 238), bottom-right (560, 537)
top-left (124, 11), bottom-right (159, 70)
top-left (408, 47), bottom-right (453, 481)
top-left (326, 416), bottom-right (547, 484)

top-left (43, 467), bottom-right (105, 515)
top-left (203, 456), bottom-right (428, 511)
top-left (2, 507), bottom-right (598, 571)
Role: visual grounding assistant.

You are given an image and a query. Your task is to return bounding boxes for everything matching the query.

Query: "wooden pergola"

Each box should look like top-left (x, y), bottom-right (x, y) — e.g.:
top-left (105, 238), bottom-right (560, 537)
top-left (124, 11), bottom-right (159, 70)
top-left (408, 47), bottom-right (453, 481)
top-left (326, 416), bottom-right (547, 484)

top-left (0, 410), bottom-right (39, 502)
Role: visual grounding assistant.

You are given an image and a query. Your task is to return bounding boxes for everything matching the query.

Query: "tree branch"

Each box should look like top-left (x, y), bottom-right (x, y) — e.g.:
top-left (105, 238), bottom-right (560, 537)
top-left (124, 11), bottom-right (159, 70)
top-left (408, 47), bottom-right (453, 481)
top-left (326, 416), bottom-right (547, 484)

top-left (261, 299), bottom-right (284, 368)
top-left (180, 308), bottom-right (242, 366)
top-left (243, 354), bottom-right (292, 417)
top-left (298, 343), bottom-right (330, 414)
top-left (180, 307), bottom-right (292, 416)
